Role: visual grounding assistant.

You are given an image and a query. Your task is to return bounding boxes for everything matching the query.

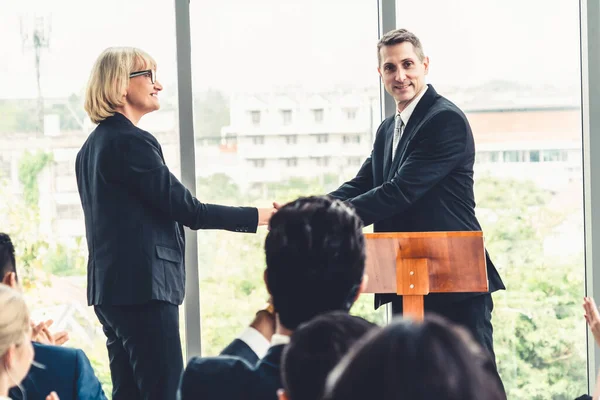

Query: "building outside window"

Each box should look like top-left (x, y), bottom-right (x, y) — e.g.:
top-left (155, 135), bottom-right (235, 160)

top-left (281, 109), bottom-right (292, 125)
top-left (312, 108), bottom-right (324, 123)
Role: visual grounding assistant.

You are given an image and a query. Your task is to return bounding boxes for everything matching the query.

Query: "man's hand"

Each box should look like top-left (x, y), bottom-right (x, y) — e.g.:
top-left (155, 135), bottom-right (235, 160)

top-left (31, 319), bottom-right (69, 346)
top-left (250, 299), bottom-right (276, 342)
top-left (258, 208), bottom-right (276, 227)
top-left (584, 297), bottom-right (600, 347)
top-left (46, 391), bottom-right (60, 400)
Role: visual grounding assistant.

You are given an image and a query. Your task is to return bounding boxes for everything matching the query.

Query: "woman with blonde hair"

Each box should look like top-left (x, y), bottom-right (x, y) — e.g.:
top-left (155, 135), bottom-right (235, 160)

top-left (0, 285), bottom-right (58, 400)
top-left (76, 47), bottom-right (274, 400)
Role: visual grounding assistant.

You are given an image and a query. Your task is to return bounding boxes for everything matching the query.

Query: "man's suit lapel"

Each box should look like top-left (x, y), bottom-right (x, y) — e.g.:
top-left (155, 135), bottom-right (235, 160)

top-left (386, 84), bottom-right (438, 180)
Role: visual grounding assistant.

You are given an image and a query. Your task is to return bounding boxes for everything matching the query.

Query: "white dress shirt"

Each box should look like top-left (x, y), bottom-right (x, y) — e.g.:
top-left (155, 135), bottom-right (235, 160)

top-left (392, 85), bottom-right (429, 160)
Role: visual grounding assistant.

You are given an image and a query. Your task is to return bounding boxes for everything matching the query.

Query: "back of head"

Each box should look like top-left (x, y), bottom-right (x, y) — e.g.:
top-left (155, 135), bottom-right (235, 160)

top-left (84, 46), bottom-right (157, 124)
top-left (265, 196), bottom-right (365, 329)
top-left (0, 233), bottom-right (16, 282)
top-left (0, 285), bottom-right (30, 361)
top-left (323, 314), bottom-right (505, 400)
top-left (280, 312), bottom-right (377, 400)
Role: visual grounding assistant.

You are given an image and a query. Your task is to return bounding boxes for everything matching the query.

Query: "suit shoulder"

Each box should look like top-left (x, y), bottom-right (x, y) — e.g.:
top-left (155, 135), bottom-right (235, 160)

top-left (431, 95), bottom-right (467, 118)
top-left (184, 355), bottom-right (254, 376)
top-left (33, 342), bottom-right (78, 362)
top-left (181, 356), bottom-right (255, 399)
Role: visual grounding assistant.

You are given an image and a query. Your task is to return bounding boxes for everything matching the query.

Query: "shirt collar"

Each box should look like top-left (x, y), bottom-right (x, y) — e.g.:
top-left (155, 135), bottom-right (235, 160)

top-left (397, 85), bottom-right (428, 125)
top-left (271, 333), bottom-right (291, 347)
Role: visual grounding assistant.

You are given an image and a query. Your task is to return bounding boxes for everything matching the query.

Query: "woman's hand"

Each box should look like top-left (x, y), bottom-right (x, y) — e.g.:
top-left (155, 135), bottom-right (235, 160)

top-left (584, 297), bottom-right (600, 347)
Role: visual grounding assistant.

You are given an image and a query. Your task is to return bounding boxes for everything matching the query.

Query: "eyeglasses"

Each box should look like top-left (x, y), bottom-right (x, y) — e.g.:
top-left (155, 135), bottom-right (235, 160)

top-left (129, 69), bottom-right (156, 84)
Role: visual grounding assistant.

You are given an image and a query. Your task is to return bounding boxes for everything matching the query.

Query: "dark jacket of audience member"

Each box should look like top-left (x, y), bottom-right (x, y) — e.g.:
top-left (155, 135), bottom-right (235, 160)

top-left (9, 342), bottom-right (107, 400)
top-left (322, 314), bottom-right (506, 400)
top-left (279, 312), bottom-right (377, 400)
top-left (179, 196), bottom-right (367, 400)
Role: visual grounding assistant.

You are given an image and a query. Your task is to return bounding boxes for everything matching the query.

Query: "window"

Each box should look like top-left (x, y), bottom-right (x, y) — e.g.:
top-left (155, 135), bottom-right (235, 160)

top-left (345, 108), bottom-right (357, 120)
top-left (489, 152), bottom-right (501, 162)
top-left (529, 150), bottom-right (540, 162)
top-left (251, 135), bottom-right (265, 145)
top-left (542, 149), bottom-right (567, 162)
top-left (286, 158), bottom-right (298, 167)
top-left (56, 204), bottom-right (83, 220)
top-left (249, 159), bottom-right (265, 168)
top-left (0, 1), bottom-right (182, 394)
top-left (343, 135), bottom-right (361, 144)
top-left (281, 109), bottom-right (292, 125)
top-left (312, 108), bottom-right (324, 123)
top-left (190, 0), bottom-right (383, 359)
top-left (250, 110), bottom-right (261, 126)
top-left (285, 135), bottom-right (297, 144)
top-left (347, 157), bottom-right (362, 166)
top-left (503, 151), bottom-right (524, 162)
top-left (316, 134), bottom-right (329, 143)
top-left (398, 0), bottom-right (585, 396)
top-left (55, 161), bottom-right (73, 176)
top-left (0, 157), bottom-right (10, 179)
top-left (316, 157), bottom-right (329, 167)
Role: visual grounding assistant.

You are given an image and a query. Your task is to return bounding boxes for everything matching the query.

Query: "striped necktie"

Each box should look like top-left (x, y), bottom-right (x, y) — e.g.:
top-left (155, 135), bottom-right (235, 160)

top-left (392, 114), bottom-right (404, 162)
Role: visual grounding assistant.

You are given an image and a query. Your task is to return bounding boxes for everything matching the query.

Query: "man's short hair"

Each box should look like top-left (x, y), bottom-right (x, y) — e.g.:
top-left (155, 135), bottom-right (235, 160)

top-left (265, 196), bottom-right (365, 330)
top-left (84, 47), bottom-right (157, 124)
top-left (377, 28), bottom-right (425, 65)
top-left (281, 312), bottom-right (377, 400)
top-left (0, 233), bottom-right (16, 281)
top-left (323, 315), bottom-right (505, 400)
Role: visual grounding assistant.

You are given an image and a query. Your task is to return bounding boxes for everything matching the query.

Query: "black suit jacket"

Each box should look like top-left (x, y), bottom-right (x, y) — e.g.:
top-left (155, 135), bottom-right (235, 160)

top-left (9, 342), bottom-right (107, 400)
top-left (76, 113), bottom-right (258, 306)
top-left (329, 85), bottom-right (505, 306)
top-left (220, 338), bottom-right (260, 365)
top-left (179, 342), bottom-right (284, 400)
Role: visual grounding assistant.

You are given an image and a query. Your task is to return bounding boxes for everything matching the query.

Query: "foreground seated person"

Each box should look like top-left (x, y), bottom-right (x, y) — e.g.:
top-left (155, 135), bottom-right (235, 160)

top-left (0, 285), bottom-right (59, 400)
top-left (0, 233), bottom-right (107, 400)
top-left (278, 312), bottom-right (378, 400)
top-left (323, 314), bottom-right (506, 400)
top-left (179, 196), bottom-right (368, 400)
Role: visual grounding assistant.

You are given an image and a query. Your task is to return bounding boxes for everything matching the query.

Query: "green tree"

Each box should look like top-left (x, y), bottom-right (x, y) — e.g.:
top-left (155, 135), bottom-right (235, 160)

top-left (18, 150), bottom-right (53, 207)
top-left (476, 176), bottom-right (586, 399)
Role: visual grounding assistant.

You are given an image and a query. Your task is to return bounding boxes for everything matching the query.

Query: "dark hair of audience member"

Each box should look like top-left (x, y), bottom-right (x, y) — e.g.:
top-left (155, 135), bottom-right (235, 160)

top-left (264, 196), bottom-right (365, 329)
top-left (280, 312), bottom-right (378, 400)
top-left (322, 314), bottom-right (506, 400)
top-left (0, 233), bottom-right (17, 281)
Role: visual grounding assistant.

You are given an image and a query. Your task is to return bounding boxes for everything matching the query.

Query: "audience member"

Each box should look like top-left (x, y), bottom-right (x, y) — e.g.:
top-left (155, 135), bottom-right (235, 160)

top-left (179, 196), bottom-right (368, 400)
top-left (0, 284), bottom-right (59, 400)
top-left (278, 312), bottom-right (377, 400)
top-left (323, 314), bottom-right (506, 400)
top-left (0, 233), bottom-right (68, 346)
top-left (0, 233), bottom-right (107, 400)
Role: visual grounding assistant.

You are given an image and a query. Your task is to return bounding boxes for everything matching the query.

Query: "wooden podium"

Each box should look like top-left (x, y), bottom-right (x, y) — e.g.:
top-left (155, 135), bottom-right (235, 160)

top-left (363, 231), bottom-right (488, 320)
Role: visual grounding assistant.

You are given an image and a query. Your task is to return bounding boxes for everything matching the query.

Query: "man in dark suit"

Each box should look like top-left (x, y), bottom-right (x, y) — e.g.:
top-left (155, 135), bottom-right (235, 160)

top-left (77, 48), bottom-right (274, 400)
top-left (1, 233), bottom-right (107, 400)
top-left (327, 29), bottom-right (505, 367)
top-left (179, 196), bottom-right (368, 400)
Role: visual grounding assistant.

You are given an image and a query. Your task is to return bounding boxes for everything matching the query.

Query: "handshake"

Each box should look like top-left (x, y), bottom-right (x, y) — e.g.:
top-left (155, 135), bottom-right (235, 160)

top-left (257, 201), bottom-right (284, 227)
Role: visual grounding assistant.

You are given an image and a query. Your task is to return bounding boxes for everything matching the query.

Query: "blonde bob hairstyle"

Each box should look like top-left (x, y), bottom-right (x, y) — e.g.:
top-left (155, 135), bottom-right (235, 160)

top-left (84, 47), bottom-right (157, 124)
top-left (0, 285), bottom-right (30, 360)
